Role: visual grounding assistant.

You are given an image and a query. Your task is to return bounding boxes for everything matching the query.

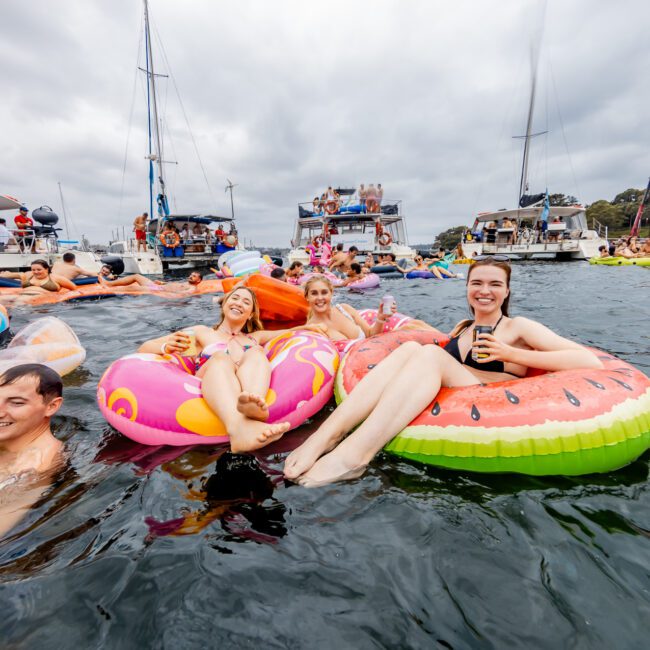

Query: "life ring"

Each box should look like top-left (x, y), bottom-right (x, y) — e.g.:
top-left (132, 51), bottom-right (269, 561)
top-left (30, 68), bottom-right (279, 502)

top-left (325, 200), bottom-right (339, 215)
top-left (162, 231), bottom-right (180, 248)
top-left (337, 330), bottom-right (650, 476)
top-left (97, 331), bottom-right (338, 446)
top-left (378, 232), bottom-right (392, 246)
top-left (366, 198), bottom-right (379, 214)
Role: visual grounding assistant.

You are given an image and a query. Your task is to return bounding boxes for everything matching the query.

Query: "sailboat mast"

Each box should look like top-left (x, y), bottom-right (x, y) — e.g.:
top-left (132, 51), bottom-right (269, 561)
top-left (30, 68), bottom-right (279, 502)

top-left (143, 0), bottom-right (167, 218)
top-left (518, 71), bottom-right (536, 203)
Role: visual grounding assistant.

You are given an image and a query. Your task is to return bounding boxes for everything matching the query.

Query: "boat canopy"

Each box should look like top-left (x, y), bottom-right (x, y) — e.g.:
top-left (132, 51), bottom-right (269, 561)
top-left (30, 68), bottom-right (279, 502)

top-left (0, 194), bottom-right (23, 211)
top-left (149, 214), bottom-right (233, 226)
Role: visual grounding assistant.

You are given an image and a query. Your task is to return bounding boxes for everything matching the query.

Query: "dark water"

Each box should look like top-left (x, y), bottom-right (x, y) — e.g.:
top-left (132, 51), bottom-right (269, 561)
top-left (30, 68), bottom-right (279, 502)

top-left (1, 263), bottom-right (649, 649)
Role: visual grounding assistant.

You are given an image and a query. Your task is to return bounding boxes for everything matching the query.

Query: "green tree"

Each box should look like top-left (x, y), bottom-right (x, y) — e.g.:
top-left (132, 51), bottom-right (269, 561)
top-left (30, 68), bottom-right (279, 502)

top-left (612, 188), bottom-right (643, 205)
top-left (586, 200), bottom-right (626, 229)
top-left (434, 225), bottom-right (466, 250)
top-left (549, 193), bottom-right (578, 206)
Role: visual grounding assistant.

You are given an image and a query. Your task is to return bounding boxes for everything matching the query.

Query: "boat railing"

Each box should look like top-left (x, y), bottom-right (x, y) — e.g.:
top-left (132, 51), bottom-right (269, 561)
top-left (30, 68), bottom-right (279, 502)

top-left (591, 218), bottom-right (608, 241)
top-left (7, 229), bottom-right (57, 255)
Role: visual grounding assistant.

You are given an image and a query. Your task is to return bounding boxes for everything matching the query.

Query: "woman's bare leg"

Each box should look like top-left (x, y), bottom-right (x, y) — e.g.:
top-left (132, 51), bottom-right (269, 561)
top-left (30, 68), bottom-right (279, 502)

top-left (284, 341), bottom-right (422, 478)
top-left (199, 353), bottom-right (289, 452)
top-left (296, 344), bottom-right (479, 486)
top-left (235, 347), bottom-right (272, 421)
top-left (428, 266), bottom-right (444, 279)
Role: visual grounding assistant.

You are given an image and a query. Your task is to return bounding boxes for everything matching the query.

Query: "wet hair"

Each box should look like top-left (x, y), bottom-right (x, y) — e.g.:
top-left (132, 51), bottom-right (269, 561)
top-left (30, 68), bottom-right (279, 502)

top-left (288, 261), bottom-right (303, 271)
top-left (336, 243), bottom-right (344, 251)
top-left (0, 363), bottom-right (62, 402)
top-left (270, 267), bottom-right (286, 279)
top-left (388, 253), bottom-right (396, 261)
top-left (350, 262), bottom-right (362, 274)
top-left (450, 258), bottom-right (512, 337)
top-left (598, 245), bottom-right (607, 252)
top-left (215, 287), bottom-right (263, 333)
top-left (62, 252), bottom-right (75, 263)
top-left (31, 259), bottom-right (51, 272)
top-left (348, 246), bottom-right (359, 253)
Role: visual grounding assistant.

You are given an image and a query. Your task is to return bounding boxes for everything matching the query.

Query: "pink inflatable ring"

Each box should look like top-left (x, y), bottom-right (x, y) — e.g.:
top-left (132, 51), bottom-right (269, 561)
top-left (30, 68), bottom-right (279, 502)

top-left (97, 330), bottom-right (339, 446)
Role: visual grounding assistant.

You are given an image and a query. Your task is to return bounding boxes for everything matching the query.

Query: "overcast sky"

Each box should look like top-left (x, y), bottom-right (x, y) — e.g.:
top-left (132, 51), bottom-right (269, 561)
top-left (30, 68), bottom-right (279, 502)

top-left (1, 0), bottom-right (648, 246)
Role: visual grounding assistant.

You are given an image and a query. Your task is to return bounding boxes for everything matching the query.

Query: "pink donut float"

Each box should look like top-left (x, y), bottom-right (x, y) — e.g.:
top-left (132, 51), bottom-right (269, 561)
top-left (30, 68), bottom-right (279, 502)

top-left (331, 308), bottom-right (414, 355)
top-left (97, 331), bottom-right (339, 446)
top-left (347, 273), bottom-right (380, 290)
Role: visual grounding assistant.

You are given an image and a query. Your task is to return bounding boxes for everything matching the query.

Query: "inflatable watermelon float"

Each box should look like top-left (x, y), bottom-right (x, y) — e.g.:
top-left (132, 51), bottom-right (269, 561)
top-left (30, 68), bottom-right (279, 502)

top-left (336, 330), bottom-right (650, 475)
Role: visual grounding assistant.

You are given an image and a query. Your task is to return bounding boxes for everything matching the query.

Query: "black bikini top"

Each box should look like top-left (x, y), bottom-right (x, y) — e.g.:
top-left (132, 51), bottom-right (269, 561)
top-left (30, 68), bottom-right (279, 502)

top-left (445, 316), bottom-right (505, 373)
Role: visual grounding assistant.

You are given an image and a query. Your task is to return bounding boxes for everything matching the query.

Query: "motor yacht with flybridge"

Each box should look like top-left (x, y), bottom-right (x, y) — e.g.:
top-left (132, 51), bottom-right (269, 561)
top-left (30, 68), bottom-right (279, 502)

top-left (289, 188), bottom-right (415, 265)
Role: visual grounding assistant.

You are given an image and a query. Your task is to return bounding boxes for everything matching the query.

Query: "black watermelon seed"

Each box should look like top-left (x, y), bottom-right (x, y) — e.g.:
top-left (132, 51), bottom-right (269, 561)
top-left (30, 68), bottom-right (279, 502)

top-left (471, 404), bottom-right (481, 421)
top-left (563, 389), bottom-right (581, 407)
top-left (505, 390), bottom-right (520, 404)
top-left (584, 378), bottom-right (605, 390)
top-left (367, 364), bottom-right (376, 370)
top-left (431, 401), bottom-right (441, 416)
top-left (609, 377), bottom-right (632, 391)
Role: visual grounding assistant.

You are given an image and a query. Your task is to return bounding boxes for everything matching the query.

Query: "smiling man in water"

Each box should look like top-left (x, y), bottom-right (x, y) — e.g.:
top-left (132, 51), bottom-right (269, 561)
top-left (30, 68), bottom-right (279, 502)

top-left (0, 364), bottom-right (64, 478)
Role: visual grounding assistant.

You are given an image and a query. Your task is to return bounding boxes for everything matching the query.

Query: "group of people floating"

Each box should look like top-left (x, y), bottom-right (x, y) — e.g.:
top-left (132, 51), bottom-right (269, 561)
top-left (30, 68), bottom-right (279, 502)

top-left (598, 236), bottom-right (650, 259)
top-left (136, 257), bottom-right (603, 485)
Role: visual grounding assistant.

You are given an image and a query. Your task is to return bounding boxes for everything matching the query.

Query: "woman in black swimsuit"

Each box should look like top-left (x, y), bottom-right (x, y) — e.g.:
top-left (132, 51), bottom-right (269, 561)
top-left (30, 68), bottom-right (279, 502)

top-left (285, 257), bottom-right (604, 485)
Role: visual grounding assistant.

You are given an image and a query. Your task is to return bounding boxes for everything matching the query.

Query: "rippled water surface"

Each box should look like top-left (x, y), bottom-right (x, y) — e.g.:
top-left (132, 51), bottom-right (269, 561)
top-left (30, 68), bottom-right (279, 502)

top-left (1, 263), bottom-right (649, 649)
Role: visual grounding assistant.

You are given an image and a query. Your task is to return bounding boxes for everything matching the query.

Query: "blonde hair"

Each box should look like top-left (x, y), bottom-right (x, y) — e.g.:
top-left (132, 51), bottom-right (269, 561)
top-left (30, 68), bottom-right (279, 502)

top-left (302, 275), bottom-right (334, 319)
top-left (215, 287), bottom-right (263, 333)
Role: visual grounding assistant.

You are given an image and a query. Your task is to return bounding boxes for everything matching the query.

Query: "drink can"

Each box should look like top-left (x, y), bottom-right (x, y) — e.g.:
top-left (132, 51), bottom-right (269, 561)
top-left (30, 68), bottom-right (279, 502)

top-left (381, 294), bottom-right (394, 316)
top-left (472, 325), bottom-right (493, 361)
top-left (182, 328), bottom-right (198, 357)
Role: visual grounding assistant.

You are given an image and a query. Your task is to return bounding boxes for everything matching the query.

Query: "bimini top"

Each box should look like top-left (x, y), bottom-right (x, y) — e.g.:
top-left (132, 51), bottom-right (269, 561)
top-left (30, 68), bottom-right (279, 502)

top-left (0, 194), bottom-right (24, 211)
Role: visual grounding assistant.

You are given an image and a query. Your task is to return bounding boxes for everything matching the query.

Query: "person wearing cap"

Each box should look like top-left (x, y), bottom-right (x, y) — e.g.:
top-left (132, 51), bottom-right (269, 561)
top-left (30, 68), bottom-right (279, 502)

top-left (14, 207), bottom-right (34, 250)
top-left (0, 218), bottom-right (16, 252)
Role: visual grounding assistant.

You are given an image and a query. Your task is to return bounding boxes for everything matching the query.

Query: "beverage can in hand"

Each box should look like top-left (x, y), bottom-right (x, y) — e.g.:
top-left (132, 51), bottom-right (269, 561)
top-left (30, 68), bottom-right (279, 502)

top-left (381, 294), bottom-right (394, 316)
top-left (182, 328), bottom-right (198, 357)
top-left (472, 325), bottom-right (493, 361)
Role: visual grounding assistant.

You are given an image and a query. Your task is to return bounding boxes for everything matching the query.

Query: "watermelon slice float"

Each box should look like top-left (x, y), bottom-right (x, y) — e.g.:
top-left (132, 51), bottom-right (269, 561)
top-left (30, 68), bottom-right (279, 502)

top-left (335, 330), bottom-right (650, 476)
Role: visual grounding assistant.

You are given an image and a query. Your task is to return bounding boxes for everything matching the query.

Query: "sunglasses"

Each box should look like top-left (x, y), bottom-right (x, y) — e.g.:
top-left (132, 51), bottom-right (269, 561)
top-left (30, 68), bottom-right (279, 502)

top-left (473, 255), bottom-right (511, 262)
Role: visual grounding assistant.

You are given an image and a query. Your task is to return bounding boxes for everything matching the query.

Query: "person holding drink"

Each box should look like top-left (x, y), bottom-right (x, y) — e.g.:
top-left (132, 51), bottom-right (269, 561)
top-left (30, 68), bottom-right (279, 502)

top-left (137, 287), bottom-right (325, 452)
top-left (284, 257), bottom-right (603, 485)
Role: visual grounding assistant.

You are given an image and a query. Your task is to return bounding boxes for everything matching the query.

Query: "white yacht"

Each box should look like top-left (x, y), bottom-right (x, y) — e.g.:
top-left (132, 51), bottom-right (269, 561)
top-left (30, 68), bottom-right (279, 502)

top-left (462, 64), bottom-right (607, 261)
top-left (289, 189), bottom-right (416, 265)
top-left (0, 196), bottom-right (101, 272)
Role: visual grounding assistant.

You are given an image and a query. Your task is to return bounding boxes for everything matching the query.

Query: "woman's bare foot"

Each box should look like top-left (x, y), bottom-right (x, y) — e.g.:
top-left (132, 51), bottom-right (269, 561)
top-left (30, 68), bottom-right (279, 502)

top-left (284, 428), bottom-right (341, 480)
top-left (296, 449), bottom-right (367, 487)
top-left (255, 421), bottom-right (291, 446)
top-left (230, 418), bottom-right (291, 452)
top-left (237, 391), bottom-right (269, 421)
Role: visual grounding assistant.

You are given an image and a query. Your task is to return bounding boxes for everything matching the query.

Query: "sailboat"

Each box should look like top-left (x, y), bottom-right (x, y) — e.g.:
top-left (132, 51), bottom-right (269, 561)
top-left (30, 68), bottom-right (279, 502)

top-left (462, 68), bottom-right (608, 261)
top-left (107, 0), bottom-right (240, 273)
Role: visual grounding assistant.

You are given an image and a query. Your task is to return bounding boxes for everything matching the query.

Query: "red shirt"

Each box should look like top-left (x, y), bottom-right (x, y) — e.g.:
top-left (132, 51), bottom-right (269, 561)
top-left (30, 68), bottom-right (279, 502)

top-left (14, 214), bottom-right (33, 232)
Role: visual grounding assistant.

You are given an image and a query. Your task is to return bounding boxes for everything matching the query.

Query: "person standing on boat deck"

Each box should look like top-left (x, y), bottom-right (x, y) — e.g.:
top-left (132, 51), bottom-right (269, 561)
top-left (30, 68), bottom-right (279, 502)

top-left (0, 218), bottom-right (16, 252)
top-left (133, 212), bottom-right (148, 252)
top-left (358, 184), bottom-right (367, 212)
top-left (377, 184), bottom-right (384, 212)
top-left (14, 206), bottom-right (34, 250)
top-left (180, 223), bottom-right (192, 242)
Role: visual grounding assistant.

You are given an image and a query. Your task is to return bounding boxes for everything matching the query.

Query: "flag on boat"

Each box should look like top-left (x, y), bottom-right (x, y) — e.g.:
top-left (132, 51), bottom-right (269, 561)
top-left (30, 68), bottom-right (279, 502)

top-left (540, 190), bottom-right (550, 222)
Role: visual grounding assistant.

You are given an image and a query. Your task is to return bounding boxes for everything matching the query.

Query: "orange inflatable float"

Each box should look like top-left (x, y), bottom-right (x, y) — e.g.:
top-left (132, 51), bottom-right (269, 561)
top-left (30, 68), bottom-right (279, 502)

top-left (221, 274), bottom-right (308, 324)
top-left (0, 279), bottom-right (224, 306)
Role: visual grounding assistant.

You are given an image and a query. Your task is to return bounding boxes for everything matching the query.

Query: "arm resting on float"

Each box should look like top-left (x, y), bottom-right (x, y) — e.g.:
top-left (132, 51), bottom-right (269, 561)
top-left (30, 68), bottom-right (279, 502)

top-left (52, 275), bottom-right (77, 291)
top-left (509, 317), bottom-right (603, 370)
top-left (0, 271), bottom-right (23, 279)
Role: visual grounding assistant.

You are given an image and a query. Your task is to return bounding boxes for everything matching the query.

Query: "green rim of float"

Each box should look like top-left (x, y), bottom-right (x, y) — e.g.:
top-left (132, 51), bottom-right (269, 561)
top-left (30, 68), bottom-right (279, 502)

top-left (589, 256), bottom-right (650, 266)
top-left (335, 331), bottom-right (650, 476)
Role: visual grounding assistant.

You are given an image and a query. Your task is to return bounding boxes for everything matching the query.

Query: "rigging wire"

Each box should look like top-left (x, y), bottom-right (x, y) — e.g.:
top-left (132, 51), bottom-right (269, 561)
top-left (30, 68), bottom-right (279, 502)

top-left (151, 20), bottom-right (219, 213)
top-left (549, 57), bottom-right (582, 201)
top-left (118, 13), bottom-right (144, 224)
